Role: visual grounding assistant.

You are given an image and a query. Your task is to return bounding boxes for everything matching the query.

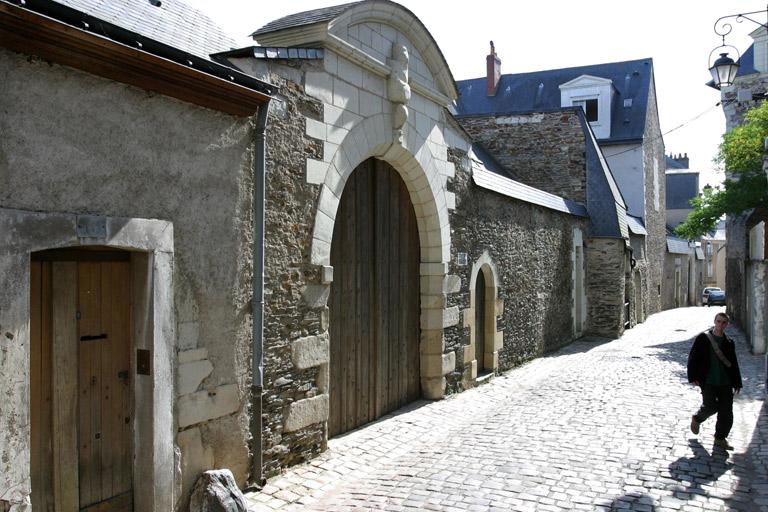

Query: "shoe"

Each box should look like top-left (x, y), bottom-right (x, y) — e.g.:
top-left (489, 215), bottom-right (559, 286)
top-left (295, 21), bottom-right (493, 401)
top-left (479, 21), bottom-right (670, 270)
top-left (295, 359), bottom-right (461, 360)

top-left (690, 416), bottom-right (700, 435)
top-left (713, 438), bottom-right (734, 450)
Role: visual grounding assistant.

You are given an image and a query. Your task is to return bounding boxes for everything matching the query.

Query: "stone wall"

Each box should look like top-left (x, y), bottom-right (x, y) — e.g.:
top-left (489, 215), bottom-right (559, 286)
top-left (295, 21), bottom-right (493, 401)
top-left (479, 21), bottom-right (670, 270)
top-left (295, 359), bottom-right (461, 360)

top-left (457, 111), bottom-right (587, 202)
top-left (584, 238), bottom-right (626, 337)
top-left (641, 82), bottom-right (666, 316)
top-left (446, 149), bottom-right (587, 389)
top-left (0, 48), bottom-right (257, 508)
top-left (258, 64), bottom-right (329, 478)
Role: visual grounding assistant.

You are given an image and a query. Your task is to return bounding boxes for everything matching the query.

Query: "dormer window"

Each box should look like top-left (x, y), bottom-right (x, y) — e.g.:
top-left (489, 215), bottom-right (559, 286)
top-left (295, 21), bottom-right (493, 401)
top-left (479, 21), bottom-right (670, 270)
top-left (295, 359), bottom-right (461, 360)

top-left (573, 98), bottom-right (599, 122)
top-left (559, 74), bottom-right (613, 139)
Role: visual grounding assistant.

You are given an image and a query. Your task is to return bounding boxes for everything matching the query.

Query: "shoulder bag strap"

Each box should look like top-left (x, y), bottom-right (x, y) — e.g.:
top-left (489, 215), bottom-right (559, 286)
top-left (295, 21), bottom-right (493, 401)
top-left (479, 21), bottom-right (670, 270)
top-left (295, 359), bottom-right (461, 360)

top-left (704, 330), bottom-right (732, 369)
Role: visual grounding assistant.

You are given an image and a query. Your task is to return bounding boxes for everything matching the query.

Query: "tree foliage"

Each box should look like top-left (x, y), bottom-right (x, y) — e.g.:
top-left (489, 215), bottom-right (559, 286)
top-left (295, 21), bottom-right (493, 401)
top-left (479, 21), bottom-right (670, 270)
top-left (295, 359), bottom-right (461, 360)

top-left (675, 100), bottom-right (768, 239)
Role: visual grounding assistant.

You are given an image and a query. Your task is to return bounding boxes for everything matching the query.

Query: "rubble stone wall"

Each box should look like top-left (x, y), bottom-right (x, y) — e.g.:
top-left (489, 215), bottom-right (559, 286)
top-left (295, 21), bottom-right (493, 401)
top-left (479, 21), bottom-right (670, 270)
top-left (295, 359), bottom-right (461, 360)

top-left (445, 149), bottom-right (587, 390)
top-left (584, 238), bottom-right (626, 337)
top-left (457, 111), bottom-right (587, 203)
top-left (641, 83), bottom-right (666, 316)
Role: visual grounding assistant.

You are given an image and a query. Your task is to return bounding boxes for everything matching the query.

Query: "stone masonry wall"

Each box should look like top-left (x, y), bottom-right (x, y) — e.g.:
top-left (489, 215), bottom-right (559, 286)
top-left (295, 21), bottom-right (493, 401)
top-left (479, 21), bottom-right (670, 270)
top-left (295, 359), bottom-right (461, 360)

top-left (585, 238), bottom-right (626, 337)
top-left (445, 149), bottom-right (586, 390)
top-left (259, 63), bottom-right (328, 478)
top-left (642, 82), bottom-right (666, 316)
top-left (457, 111), bottom-right (587, 203)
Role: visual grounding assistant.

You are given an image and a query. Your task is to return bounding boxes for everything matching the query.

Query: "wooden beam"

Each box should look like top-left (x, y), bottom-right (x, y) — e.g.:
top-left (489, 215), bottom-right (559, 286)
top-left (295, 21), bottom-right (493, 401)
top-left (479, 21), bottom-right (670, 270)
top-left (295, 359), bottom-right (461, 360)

top-left (0, 2), bottom-right (270, 117)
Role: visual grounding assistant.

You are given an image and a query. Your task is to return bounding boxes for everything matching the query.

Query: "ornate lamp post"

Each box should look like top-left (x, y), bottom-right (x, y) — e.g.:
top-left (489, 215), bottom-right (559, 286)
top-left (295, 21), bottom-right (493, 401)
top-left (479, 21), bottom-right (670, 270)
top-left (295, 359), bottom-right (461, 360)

top-left (709, 6), bottom-right (768, 89)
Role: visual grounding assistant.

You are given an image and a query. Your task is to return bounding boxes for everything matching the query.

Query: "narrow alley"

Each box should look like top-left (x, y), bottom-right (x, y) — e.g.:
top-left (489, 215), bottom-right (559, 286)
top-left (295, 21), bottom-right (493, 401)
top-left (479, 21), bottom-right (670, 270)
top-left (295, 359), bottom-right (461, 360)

top-left (246, 307), bottom-right (767, 511)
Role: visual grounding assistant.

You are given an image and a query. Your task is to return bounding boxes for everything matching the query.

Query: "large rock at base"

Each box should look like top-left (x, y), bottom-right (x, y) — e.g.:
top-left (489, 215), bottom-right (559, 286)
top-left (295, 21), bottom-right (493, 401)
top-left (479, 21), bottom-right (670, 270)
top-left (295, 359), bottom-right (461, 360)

top-left (189, 469), bottom-right (248, 512)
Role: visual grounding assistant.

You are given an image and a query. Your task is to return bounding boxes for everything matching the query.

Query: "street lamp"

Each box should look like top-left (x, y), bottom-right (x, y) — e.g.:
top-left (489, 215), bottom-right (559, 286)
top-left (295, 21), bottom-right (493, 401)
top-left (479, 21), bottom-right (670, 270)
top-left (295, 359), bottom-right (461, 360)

top-left (709, 6), bottom-right (768, 90)
top-left (709, 52), bottom-right (739, 90)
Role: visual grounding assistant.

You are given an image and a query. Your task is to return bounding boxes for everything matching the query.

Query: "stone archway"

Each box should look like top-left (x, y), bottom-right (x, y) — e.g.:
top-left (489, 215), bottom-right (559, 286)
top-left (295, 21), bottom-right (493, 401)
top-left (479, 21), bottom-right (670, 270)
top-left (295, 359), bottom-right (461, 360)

top-left (463, 252), bottom-right (503, 382)
top-left (309, 114), bottom-right (452, 400)
top-left (328, 158), bottom-right (421, 436)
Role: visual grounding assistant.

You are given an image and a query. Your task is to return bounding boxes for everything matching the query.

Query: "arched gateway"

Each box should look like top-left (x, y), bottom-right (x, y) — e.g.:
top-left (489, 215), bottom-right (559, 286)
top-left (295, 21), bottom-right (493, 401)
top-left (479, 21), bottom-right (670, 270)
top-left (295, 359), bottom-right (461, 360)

top-left (329, 158), bottom-right (420, 436)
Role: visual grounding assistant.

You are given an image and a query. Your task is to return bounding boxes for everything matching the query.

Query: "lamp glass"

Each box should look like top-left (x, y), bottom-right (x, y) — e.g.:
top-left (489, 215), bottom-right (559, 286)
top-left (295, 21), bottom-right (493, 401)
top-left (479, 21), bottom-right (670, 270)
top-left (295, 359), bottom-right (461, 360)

top-left (709, 52), bottom-right (739, 89)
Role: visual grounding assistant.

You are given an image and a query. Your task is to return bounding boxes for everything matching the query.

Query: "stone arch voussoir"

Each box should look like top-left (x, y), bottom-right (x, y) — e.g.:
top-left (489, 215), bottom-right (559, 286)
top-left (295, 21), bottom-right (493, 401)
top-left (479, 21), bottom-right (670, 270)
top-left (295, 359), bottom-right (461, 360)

top-left (309, 114), bottom-right (452, 399)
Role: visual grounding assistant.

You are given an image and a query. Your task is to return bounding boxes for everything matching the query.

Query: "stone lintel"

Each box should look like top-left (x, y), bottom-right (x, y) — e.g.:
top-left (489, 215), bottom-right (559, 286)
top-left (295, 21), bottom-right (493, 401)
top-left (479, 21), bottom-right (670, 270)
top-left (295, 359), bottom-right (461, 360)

top-left (442, 306), bottom-right (460, 328)
top-left (291, 333), bottom-right (330, 370)
top-left (284, 394), bottom-right (329, 432)
top-left (444, 274), bottom-right (461, 294)
top-left (303, 284), bottom-right (330, 308)
top-left (177, 384), bottom-right (240, 429)
top-left (178, 358), bottom-right (213, 396)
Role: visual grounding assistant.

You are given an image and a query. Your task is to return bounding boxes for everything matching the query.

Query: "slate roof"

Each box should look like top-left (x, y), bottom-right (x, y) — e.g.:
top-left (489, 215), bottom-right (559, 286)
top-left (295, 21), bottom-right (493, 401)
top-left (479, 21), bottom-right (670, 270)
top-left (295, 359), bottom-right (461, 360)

top-left (470, 150), bottom-right (588, 218)
top-left (455, 58), bottom-right (654, 144)
top-left (666, 172), bottom-right (699, 210)
top-left (667, 237), bottom-right (691, 255)
top-left (736, 44), bottom-right (758, 77)
top-left (214, 47), bottom-right (325, 60)
top-left (578, 113), bottom-right (628, 239)
top-left (251, 2), bottom-right (360, 37)
top-left (627, 215), bottom-right (647, 236)
top-left (55, 0), bottom-right (237, 59)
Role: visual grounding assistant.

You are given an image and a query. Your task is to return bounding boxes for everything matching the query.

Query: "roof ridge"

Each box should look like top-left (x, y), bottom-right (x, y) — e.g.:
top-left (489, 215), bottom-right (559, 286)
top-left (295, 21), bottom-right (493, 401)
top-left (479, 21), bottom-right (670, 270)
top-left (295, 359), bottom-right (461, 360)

top-left (457, 57), bottom-right (654, 83)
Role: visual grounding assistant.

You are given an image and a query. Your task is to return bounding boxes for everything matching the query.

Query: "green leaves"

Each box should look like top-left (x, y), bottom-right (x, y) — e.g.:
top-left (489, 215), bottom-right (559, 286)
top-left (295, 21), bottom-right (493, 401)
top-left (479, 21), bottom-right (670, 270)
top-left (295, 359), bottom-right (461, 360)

top-left (675, 101), bottom-right (768, 239)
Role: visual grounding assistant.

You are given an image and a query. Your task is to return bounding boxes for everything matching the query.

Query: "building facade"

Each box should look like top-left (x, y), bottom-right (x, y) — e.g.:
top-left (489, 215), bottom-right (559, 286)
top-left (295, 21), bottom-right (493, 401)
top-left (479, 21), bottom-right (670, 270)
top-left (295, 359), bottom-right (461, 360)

top-left (719, 26), bottom-right (768, 355)
top-left (0, 0), bottom-right (674, 509)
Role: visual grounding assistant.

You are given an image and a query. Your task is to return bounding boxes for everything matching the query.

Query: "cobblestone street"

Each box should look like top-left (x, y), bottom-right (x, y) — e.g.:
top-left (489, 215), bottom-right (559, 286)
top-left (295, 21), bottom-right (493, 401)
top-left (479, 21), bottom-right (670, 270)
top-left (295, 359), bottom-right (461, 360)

top-left (246, 307), bottom-right (767, 511)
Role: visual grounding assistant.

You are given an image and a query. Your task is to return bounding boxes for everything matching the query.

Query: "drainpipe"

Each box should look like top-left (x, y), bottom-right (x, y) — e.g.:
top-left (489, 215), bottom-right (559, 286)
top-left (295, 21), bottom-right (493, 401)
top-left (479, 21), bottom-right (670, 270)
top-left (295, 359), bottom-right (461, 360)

top-left (250, 100), bottom-right (270, 488)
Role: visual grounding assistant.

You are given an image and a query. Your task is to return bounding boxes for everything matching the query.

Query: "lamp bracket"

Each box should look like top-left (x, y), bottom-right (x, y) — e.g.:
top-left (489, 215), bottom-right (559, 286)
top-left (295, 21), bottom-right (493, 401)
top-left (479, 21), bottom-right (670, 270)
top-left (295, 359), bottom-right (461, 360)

top-left (714, 7), bottom-right (768, 45)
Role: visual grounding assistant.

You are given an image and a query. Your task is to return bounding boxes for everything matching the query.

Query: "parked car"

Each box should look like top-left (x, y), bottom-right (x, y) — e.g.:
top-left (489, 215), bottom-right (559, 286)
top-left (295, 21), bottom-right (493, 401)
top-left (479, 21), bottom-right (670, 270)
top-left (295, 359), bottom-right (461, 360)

top-left (707, 289), bottom-right (726, 306)
top-left (702, 287), bottom-right (722, 305)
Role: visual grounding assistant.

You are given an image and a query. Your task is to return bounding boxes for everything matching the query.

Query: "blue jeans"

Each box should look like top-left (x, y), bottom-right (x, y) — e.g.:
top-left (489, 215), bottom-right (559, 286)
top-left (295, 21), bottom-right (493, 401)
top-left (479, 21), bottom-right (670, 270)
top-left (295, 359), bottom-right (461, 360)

top-left (694, 384), bottom-right (734, 440)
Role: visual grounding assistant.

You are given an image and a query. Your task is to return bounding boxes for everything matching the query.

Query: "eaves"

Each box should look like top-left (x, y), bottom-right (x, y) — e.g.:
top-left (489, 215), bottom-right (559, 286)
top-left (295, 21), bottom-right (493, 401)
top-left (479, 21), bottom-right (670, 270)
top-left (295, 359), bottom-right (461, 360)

top-left (0, 0), bottom-right (275, 117)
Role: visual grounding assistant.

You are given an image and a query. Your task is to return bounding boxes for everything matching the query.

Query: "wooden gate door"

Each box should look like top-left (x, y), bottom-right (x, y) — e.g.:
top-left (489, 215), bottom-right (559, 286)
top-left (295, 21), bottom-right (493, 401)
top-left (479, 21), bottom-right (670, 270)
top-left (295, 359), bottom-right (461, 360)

top-left (31, 251), bottom-right (133, 511)
top-left (329, 159), bottom-right (420, 437)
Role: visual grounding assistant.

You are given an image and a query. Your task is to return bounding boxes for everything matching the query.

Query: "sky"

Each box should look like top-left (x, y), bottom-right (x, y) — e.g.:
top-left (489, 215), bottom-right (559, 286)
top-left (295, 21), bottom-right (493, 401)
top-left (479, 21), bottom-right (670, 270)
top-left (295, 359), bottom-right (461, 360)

top-left (186, 0), bottom-right (768, 190)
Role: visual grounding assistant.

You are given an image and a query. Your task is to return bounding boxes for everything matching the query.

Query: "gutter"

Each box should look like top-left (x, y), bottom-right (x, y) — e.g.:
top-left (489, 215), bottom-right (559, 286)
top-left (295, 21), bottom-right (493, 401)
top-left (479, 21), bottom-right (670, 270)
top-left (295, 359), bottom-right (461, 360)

top-left (250, 101), bottom-right (270, 488)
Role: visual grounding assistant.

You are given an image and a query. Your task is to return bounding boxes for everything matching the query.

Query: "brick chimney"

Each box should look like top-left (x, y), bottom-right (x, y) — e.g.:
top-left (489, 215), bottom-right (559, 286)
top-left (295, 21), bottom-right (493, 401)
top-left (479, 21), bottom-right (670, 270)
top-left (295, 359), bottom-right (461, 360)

top-left (486, 41), bottom-right (501, 96)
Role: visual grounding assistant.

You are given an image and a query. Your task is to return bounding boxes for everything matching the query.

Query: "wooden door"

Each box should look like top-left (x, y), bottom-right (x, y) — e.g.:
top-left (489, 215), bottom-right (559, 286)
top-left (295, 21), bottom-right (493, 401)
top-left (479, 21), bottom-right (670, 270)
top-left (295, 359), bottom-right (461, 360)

top-left (31, 252), bottom-right (133, 512)
top-left (474, 270), bottom-right (486, 374)
top-left (328, 159), bottom-right (420, 437)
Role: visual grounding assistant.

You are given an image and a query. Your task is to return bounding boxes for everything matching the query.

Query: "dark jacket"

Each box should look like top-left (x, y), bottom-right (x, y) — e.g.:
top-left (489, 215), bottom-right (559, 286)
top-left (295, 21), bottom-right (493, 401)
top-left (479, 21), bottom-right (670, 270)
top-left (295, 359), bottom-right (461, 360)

top-left (687, 330), bottom-right (743, 389)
